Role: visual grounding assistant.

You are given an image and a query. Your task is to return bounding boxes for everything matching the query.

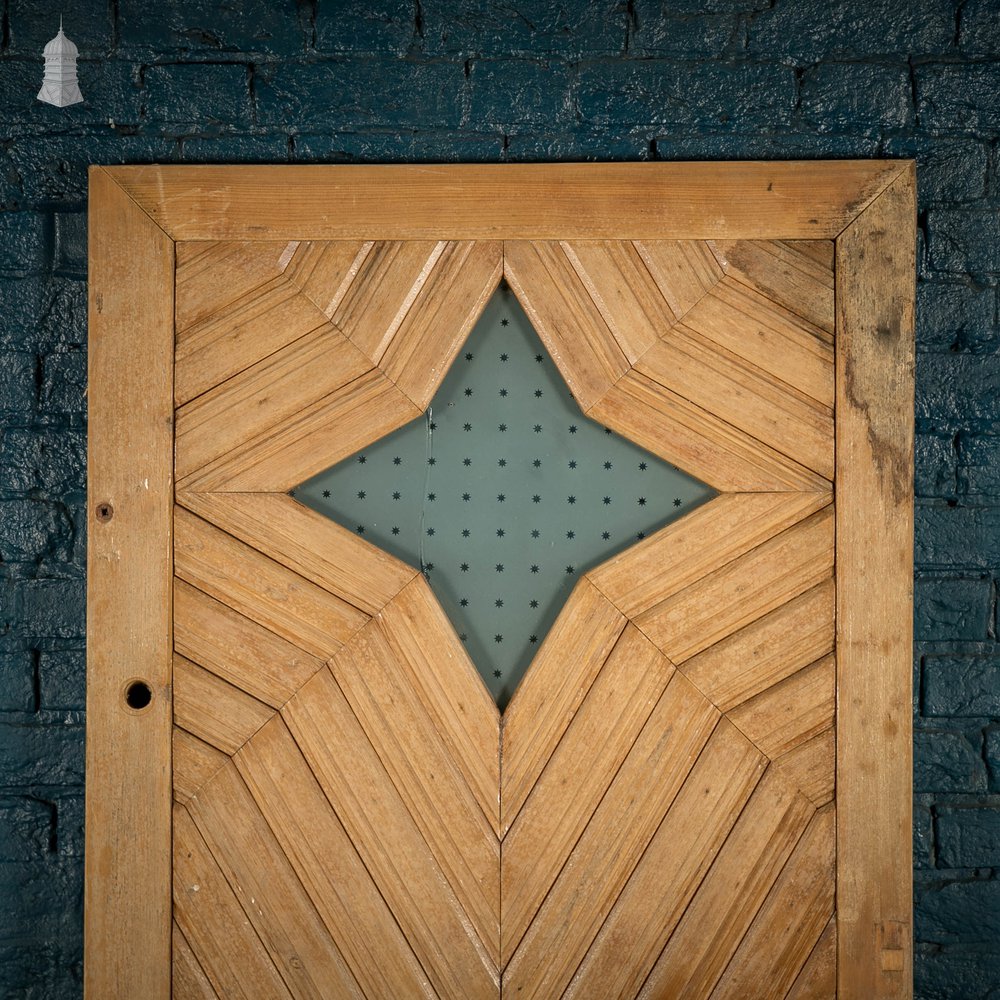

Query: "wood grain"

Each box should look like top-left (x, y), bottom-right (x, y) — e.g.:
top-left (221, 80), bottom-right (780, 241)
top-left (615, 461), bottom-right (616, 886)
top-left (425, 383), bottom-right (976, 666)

top-left (773, 727), bottom-right (836, 808)
top-left (178, 491), bottom-right (417, 617)
top-left (502, 674), bottom-right (719, 998)
top-left (173, 727), bottom-right (226, 806)
top-left (501, 578), bottom-right (626, 833)
top-left (787, 916), bottom-right (838, 1000)
top-left (501, 625), bottom-right (673, 964)
top-left (174, 507), bottom-right (366, 660)
top-left (187, 764), bottom-right (365, 998)
top-left (279, 239), bottom-right (371, 319)
top-left (637, 768), bottom-right (815, 1000)
top-left (588, 491), bottom-right (830, 618)
top-left (172, 922), bottom-right (220, 1000)
top-left (836, 165), bottom-right (915, 998)
top-left (589, 369), bottom-right (830, 492)
top-left (235, 716), bottom-right (437, 999)
top-left (634, 239), bottom-right (725, 320)
top-left (284, 666), bottom-right (500, 1000)
top-left (173, 578), bottom-right (324, 708)
top-left (505, 240), bottom-right (630, 410)
top-left (108, 161), bottom-right (905, 240)
top-left (377, 576), bottom-right (502, 835)
top-left (709, 239), bottom-right (835, 335)
top-left (710, 804), bottom-right (836, 1000)
top-left (179, 367), bottom-right (421, 492)
top-left (85, 166), bottom-right (173, 1000)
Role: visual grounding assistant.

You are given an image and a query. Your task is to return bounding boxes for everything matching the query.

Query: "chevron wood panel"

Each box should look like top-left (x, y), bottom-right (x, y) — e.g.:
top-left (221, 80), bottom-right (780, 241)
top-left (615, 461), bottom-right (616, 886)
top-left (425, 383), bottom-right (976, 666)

top-left (169, 234), bottom-right (848, 1000)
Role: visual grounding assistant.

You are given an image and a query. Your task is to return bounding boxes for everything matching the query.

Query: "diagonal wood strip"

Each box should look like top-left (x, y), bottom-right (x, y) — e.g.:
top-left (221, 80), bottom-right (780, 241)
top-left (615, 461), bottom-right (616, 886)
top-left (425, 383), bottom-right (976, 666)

top-left (284, 665), bottom-right (500, 1000)
top-left (173, 803), bottom-right (296, 1000)
top-left (637, 768), bottom-right (815, 1000)
top-left (503, 674), bottom-right (720, 997)
top-left (279, 240), bottom-right (373, 320)
top-left (786, 916), bottom-right (837, 999)
top-left (772, 726), bottom-right (836, 808)
top-left (500, 577), bottom-right (626, 834)
top-left (633, 239), bottom-right (726, 322)
top-left (501, 624), bottom-right (673, 965)
top-left (709, 804), bottom-right (836, 1000)
top-left (186, 764), bottom-right (366, 998)
top-left (235, 716), bottom-right (437, 1000)
top-left (329, 618), bottom-right (500, 962)
top-left (174, 507), bottom-right (367, 661)
top-left (173, 727), bottom-right (226, 806)
top-left (172, 922), bottom-right (221, 1000)
top-left (178, 492), bottom-right (417, 618)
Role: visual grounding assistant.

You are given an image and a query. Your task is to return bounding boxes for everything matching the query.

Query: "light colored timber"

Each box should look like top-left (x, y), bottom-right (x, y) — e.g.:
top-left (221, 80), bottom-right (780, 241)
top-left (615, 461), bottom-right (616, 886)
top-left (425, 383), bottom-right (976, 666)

top-left (329, 620), bottom-right (500, 962)
top-left (284, 665), bottom-right (500, 1000)
top-left (638, 769), bottom-right (815, 1000)
top-left (186, 764), bottom-right (365, 998)
top-left (172, 728), bottom-right (226, 806)
top-left (279, 239), bottom-right (372, 319)
top-left (178, 367), bottom-right (421, 492)
top-left (174, 507), bottom-right (367, 660)
top-left (85, 166), bottom-right (172, 1000)
top-left (637, 504), bottom-right (835, 663)
top-left (172, 922), bottom-right (220, 1000)
top-left (235, 717), bottom-right (437, 1000)
top-left (328, 240), bottom-right (445, 360)
top-left (709, 239), bottom-right (835, 335)
top-left (174, 276), bottom-right (334, 407)
top-left (502, 674), bottom-right (720, 998)
top-left (505, 240), bottom-right (631, 410)
top-left (773, 726), bottom-right (836, 809)
top-left (559, 240), bottom-right (679, 363)
top-left (680, 275), bottom-right (834, 408)
top-left (634, 324), bottom-right (834, 481)
top-left (588, 491), bottom-right (830, 618)
top-left (634, 239), bottom-right (725, 320)
top-left (710, 804), bottom-right (836, 1000)
top-left (107, 161), bottom-right (905, 240)
top-left (172, 654), bottom-right (272, 756)
top-left (728, 653), bottom-right (836, 760)
top-left (377, 576), bottom-right (502, 836)
top-left (173, 578), bottom-right (324, 708)
top-left (787, 916), bottom-right (838, 1000)
top-left (588, 369), bottom-right (830, 492)
top-left (174, 240), bottom-right (292, 334)
top-left (175, 320), bottom-right (371, 480)
top-left (380, 239), bottom-right (502, 408)
top-left (681, 577), bottom-right (835, 712)
top-left (836, 165), bottom-right (915, 998)
top-left (173, 804), bottom-right (294, 1000)
top-left (501, 625), bottom-right (674, 965)
top-left (500, 577), bottom-right (626, 833)
top-left (178, 491), bottom-right (417, 617)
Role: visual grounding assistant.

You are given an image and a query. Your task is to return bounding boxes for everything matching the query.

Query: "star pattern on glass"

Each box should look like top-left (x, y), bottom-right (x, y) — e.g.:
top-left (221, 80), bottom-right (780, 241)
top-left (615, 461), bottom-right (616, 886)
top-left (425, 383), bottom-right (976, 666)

top-left (292, 283), bottom-right (715, 707)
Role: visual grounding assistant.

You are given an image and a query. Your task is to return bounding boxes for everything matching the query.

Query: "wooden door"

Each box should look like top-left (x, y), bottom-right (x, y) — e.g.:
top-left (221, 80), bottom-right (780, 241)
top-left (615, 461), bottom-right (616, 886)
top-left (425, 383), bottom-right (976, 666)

top-left (86, 163), bottom-right (915, 999)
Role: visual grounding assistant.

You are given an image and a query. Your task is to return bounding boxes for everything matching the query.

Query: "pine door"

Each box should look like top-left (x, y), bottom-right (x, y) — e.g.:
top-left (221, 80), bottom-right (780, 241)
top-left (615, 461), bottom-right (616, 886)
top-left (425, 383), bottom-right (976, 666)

top-left (86, 163), bottom-right (915, 1000)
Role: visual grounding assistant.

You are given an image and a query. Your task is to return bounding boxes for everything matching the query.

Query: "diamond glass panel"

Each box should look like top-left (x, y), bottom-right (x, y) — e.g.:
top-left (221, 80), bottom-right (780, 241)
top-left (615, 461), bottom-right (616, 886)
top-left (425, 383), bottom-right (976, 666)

top-left (294, 283), bottom-right (715, 706)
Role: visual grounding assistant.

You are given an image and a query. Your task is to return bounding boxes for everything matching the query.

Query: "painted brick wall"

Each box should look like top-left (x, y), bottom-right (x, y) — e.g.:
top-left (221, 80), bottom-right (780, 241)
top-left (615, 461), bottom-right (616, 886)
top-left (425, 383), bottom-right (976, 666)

top-left (0, 1), bottom-right (997, 996)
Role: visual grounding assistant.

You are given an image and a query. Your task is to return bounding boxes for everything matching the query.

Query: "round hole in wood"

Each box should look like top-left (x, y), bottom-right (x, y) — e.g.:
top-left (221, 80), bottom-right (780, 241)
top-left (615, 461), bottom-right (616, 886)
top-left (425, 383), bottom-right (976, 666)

top-left (95, 502), bottom-right (114, 523)
top-left (124, 680), bottom-right (152, 711)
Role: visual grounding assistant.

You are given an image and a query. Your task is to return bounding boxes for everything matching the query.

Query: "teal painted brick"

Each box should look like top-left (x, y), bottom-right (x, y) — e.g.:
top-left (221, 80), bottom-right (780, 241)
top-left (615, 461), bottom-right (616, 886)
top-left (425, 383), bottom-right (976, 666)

top-left (0, 213), bottom-right (48, 279)
top-left (916, 876), bottom-right (1000, 943)
top-left (316, 1), bottom-right (416, 56)
top-left (937, 808), bottom-right (1000, 868)
top-left (915, 945), bottom-right (1000, 1000)
top-left (0, 427), bottom-right (86, 494)
top-left (916, 280), bottom-right (996, 354)
top-left (918, 63), bottom-right (1000, 134)
top-left (291, 131), bottom-right (505, 163)
top-left (0, 499), bottom-right (72, 564)
top-left (916, 353), bottom-right (1000, 422)
top-left (0, 652), bottom-right (35, 713)
top-left (883, 138), bottom-right (990, 205)
top-left (118, 0), bottom-right (308, 56)
top-left (40, 349), bottom-right (87, 414)
top-left (928, 208), bottom-right (1000, 273)
top-left (420, 0), bottom-right (627, 57)
top-left (256, 59), bottom-right (466, 131)
top-left (6, 1), bottom-right (114, 56)
top-left (179, 133), bottom-right (292, 162)
top-left (914, 574), bottom-right (992, 641)
top-left (143, 62), bottom-right (253, 128)
top-left (959, 0), bottom-right (1000, 58)
top-left (915, 432), bottom-right (956, 498)
top-left (53, 214), bottom-right (87, 279)
top-left (37, 650), bottom-right (86, 712)
top-left (959, 435), bottom-right (1000, 497)
top-left (916, 503), bottom-right (1000, 569)
top-left (0, 351), bottom-right (38, 414)
top-left (0, 722), bottom-right (84, 786)
top-left (577, 60), bottom-right (797, 127)
top-left (6, 580), bottom-right (86, 641)
top-left (801, 62), bottom-right (914, 131)
top-left (0, 798), bottom-right (53, 863)
top-left (924, 655), bottom-right (1000, 717)
top-left (987, 728), bottom-right (1000, 791)
top-left (914, 730), bottom-right (987, 792)
top-left (506, 130), bottom-right (652, 161)
top-left (469, 60), bottom-right (574, 127)
top-left (630, 7), bottom-right (740, 58)
top-left (747, 0), bottom-right (955, 60)
top-left (914, 798), bottom-right (935, 868)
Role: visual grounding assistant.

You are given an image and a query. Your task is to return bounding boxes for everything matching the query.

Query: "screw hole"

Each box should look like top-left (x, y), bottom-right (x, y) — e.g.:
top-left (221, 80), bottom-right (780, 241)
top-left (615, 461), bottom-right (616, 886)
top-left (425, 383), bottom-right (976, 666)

top-left (96, 502), bottom-right (114, 523)
top-left (124, 680), bottom-right (152, 710)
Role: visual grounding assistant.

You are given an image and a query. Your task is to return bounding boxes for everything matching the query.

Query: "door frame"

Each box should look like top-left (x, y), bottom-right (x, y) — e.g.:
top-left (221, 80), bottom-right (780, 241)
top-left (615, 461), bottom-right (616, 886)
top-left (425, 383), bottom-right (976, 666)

top-left (86, 162), bottom-right (915, 998)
